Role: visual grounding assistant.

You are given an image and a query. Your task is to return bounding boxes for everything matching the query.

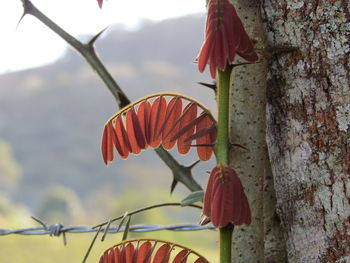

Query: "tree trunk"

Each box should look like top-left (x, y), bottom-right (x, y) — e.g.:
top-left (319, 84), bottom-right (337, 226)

top-left (261, 0), bottom-right (350, 262)
top-left (229, 0), bottom-right (287, 262)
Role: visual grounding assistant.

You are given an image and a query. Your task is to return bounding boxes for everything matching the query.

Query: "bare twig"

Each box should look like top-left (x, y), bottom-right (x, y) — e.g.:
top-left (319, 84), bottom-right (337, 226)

top-left (19, 0), bottom-right (203, 192)
top-left (93, 202), bottom-right (201, 229)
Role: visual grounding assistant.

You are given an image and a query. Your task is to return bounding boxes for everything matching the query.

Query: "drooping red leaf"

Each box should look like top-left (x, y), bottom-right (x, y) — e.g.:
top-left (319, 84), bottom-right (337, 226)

top-left (111, 246), bottom-right (121, 263)
top-left (198, 30), bottom-right (215, 73)
top-left (203, 166), bottom-right (219, 217)
top-left (114, 115), bottom-right (132, 159)
top-left (203, 165), bottom-right (252, 227)
top-left (126, 107), bottom-right (147, 153)
top-left (152, 243), bottom-right (171, 263)
top-left (106, 248), bottom-right (114, 263)
top-left (136, 241), bottom-right (152, 263)
top-left (162, 97), bottom-right (183, 150)
top-left (211, 173), bottom-right (232, 227)
top-left (194, 114), bottom-right (215, 161)
top-left (149, 96), bottom-right (167, 148)
top-left (137, 100), bottom-right (152, 145)
top-left (109, 121), bottom-right (127, 158)
top-left (101, 123), bottom-right (114, 164)
top-left (126, 109), bottom-right (141, 154)
top-left (172, 249), bottom-right (189, 263)
top-left (197, 0), bottom-right (258, 78)
top-left (99, 251), bottom-right (106, 263)
top-left (177, 103), bottom-right (198, 154)
top-left (120, 243), bottom-right (135, 263)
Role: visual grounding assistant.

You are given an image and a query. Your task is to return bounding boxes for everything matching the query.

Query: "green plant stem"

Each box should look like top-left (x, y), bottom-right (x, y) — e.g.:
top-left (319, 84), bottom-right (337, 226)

top-left (220, 224), bottom-right (234, 263)
top-left (216, 66), bottom-right (234, 263)
top-left (216, 67), bottom-right (232, 165)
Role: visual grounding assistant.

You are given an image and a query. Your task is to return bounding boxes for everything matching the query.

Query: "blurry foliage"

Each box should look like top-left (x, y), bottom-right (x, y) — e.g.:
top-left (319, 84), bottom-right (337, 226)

top-left (0, 196), bottom-right (30, 227)
top-left (37, 185), bottom-right (83, 223)
top-left (0, 140), bottom-right (21, 192)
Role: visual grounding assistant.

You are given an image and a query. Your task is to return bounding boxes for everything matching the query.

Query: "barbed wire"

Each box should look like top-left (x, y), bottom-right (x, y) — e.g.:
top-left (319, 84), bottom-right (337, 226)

top-left (0, 223), bottom-right (215, 237)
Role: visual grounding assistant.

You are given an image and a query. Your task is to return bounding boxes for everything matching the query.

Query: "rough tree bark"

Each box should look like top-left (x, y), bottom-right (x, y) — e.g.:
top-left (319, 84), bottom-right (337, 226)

top-left (261, 1), bottom-right (350, 262)
top-left (228, 0), bottom-right (349, 262)
top-left (229, 0), bottom-right (287, 262)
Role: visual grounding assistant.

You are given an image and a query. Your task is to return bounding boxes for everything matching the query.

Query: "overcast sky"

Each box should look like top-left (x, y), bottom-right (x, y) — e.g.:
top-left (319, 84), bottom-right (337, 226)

top-left (0, 0), bottom-right (206, 74)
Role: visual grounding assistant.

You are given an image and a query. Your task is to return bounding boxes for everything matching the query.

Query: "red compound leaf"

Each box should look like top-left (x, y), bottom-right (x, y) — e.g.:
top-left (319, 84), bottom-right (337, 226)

top-left (99, 239), bottom-right (209, 263)
top-left (202, 165), bottom-right (252, 227)
top-left (197, 0), bottom-right (258, 78)
top-left (101, 93), bottom-right (217, 164)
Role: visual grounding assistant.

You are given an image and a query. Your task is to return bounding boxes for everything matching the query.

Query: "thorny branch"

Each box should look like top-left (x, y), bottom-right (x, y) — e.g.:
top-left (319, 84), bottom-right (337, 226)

top-left (19, 0), bottom-right (202, 192)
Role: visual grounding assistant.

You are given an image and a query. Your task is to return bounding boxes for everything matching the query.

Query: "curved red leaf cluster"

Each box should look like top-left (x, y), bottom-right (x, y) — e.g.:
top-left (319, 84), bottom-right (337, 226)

top-left (102, 95), bottom-right (217, 164)
top-left (198, 0), bottom-right (259, 78)
top-left (203, 165), bottom-right (251, 227)
top-left (99, 239), bottom-right (209, 263)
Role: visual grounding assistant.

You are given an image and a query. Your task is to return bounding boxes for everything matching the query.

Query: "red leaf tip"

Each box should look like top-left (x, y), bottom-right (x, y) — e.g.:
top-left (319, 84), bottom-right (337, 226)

top-left (197, 0), bottom-right (258, 78)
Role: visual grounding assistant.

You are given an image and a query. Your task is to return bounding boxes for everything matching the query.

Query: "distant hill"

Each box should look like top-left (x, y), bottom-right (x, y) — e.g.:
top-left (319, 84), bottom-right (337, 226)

top-left (0, 14), bottom-right (216, 212)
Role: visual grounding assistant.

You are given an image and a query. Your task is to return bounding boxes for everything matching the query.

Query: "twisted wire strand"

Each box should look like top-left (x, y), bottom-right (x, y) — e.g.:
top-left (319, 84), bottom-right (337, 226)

top-left (0, 224), bottom-right (215, 236)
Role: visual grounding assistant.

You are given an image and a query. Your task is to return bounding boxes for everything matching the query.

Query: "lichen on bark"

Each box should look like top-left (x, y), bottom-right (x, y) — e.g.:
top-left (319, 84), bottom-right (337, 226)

top-left (262, 0), bottom-right (350, 262)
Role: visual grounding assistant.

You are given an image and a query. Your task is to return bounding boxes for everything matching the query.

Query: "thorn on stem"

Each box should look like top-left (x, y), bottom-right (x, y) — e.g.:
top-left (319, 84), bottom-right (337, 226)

top-left (198, 82), bottom-right (217, 93)
top-left (87, 26), bottom-right (110, 47)
top-left (187, 160), bottom-right (201, 170)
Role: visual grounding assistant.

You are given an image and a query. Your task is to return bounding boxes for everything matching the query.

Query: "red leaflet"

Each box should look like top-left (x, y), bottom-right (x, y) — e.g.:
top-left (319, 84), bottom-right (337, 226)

top-left (136, 241), bottom-right (152, 263)
top-left (97, 0), bottom-right (103, 8)
top-left (101, 94), bottom-right (216, 164)
top-left (121, 243), bottom-right (135, 263)
top-left (149, 96), bottom-right (167, 148)
top-left (177, 103), bottom-right (198, 154)
top-left (172, 249), bottom-right (189, 263)
top-left (194, 114), bottom-right (215, 161)
top-left (197, 0), bottom-right (258, 78)
top-left (153, 244), bottom-right (171, 263)
top-left (114, 116), bottom-right (131, 159)
top-left (137, 100), bottom-right (152, 145)
top-left (111, 246), bottom-right (121, 263)
top-left (126, 108), bottom-right (147, 154)
top-left (101, 123), bottom-right (114, 164)
top-left (162, 97), bottom-right (183, 150)
top-left (203, 165), bottom-right (252, 227)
